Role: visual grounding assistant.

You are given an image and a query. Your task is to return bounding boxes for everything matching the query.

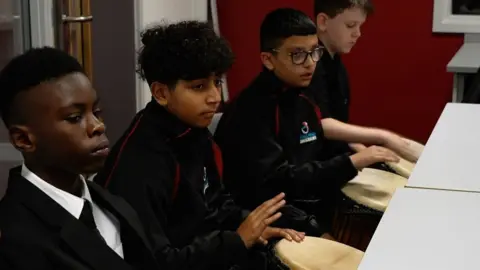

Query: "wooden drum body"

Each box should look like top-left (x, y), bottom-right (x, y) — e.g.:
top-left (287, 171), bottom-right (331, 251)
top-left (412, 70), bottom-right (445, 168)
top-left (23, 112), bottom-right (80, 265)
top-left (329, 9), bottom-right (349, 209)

top-left (333, 168), bottom-right (407, 251)
top-left (273, 236), bottom-right (364, 270)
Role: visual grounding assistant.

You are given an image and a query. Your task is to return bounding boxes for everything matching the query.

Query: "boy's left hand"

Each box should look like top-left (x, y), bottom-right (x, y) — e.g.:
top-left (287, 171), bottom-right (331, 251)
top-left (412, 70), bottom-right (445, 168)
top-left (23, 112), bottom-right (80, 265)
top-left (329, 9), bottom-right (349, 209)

top-left (382, 132), bottom-right (418, 163)
top-left (258, 227), bottom-right (305, 245)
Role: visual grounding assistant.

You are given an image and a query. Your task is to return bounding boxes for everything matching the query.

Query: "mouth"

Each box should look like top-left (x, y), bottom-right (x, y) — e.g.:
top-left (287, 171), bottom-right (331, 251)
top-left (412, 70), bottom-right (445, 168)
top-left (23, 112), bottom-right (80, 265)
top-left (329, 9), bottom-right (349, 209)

top-left (201, 111), bottom-right (216, 118)
top-left (301, 73), bottom-right (313, 79)
top-left (91, 140), bottom-right (110, 157)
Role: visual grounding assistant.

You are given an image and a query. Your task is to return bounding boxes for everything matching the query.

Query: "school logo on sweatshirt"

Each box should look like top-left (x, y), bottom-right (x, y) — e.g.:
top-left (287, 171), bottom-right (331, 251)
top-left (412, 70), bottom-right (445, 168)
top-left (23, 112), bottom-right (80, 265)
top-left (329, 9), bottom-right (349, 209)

top-left (299, 121), bottom-right (317, 144)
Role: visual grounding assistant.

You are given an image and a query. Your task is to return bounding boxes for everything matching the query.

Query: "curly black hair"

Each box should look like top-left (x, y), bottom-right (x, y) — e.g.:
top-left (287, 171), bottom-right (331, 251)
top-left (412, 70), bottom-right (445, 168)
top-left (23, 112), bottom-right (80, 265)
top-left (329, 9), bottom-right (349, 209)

top-left (260, 8), bottom-right (317, 52)
top-left (0, 47), bottom-right (84, 127)
top-left (314, 0), bottom-right (374, 18)
top-left (137, 20), bottom-right (235, 87)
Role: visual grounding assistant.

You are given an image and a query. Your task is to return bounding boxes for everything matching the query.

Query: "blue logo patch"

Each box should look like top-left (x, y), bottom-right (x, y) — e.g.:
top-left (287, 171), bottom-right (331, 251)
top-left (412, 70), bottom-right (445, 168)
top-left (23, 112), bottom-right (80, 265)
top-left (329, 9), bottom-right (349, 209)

top-left (299, 121), bottom-right (317, 144)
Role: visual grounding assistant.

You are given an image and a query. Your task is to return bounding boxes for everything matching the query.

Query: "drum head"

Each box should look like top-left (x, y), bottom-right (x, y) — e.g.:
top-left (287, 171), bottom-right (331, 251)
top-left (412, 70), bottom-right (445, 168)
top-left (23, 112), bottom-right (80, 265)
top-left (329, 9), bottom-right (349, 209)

top-left (404, 138), bottom-right (424, 158)
top-left (386, 138), bottom-right (425, 178)
top-left (341, 168), bottom-right (407, 212)
top-left (275, 236), bottom-right (364, 270)
top-left (386, 158), bottom-right (414, 178)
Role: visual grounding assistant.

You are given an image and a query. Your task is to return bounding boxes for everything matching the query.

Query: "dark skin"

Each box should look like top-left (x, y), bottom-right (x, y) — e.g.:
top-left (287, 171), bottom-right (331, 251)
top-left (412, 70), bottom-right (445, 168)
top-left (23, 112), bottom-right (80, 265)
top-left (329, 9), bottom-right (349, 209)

top-left (7, 72), bottom-right (109, 196)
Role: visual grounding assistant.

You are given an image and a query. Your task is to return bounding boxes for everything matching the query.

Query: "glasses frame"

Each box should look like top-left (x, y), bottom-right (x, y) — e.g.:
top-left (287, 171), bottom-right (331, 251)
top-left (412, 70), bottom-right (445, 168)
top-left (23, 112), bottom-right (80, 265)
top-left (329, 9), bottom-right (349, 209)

top-left (272, 46), bottom-right (324, 65)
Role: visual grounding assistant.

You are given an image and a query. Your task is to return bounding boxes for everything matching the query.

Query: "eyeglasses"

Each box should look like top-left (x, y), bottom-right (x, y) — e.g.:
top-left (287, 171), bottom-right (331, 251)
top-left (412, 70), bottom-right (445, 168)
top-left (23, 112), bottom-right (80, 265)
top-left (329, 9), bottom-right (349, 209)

top-left (272, 46), bottom-right (324, 65)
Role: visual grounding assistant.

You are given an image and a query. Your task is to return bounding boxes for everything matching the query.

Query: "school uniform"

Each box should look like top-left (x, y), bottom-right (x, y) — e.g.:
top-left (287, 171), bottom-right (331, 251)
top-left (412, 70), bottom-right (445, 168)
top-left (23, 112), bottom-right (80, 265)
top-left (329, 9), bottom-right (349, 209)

top-left (95, 100), bottom-right (270, 270)
top-left (309, 49), bottom-right (350, 123)
top-left (0, 165), bottom-right (158, 270)
top-left (307, 50), bottom-right (352, 157)
top-left (214, 70), bottom-right (358, 233)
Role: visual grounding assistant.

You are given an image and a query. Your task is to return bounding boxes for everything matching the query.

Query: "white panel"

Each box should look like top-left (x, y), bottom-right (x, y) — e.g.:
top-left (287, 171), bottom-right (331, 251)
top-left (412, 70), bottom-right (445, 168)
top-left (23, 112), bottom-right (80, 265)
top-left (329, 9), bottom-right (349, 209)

top-left (359, 188), bottom-right (480, 270)
top-left (433, 0), bottom-right (480, 33)
top-left (29, 0), bottom-right (55, 47)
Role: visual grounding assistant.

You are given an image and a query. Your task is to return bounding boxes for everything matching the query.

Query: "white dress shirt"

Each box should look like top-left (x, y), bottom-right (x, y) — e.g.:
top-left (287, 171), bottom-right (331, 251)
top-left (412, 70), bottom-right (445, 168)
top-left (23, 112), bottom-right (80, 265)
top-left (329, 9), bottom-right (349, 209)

top-left (21, 164), bottom-right (124, 258)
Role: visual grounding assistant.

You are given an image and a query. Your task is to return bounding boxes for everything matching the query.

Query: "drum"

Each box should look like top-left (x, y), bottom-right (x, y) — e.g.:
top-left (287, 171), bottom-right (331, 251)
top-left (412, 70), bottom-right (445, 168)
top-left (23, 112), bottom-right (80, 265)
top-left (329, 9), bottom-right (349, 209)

top-left (386, 138), bottom-right (425, 178)
top-left (332, 168), bottom-right (407, 251)
top-left (272, 236), bottom-right (364, 270)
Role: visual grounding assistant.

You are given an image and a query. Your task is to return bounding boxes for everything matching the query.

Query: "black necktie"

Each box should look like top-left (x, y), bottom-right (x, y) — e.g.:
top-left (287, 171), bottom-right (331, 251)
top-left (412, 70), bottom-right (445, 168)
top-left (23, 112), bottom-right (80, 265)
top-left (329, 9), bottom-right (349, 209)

top-left (79, 199), bottom-right (106, 242)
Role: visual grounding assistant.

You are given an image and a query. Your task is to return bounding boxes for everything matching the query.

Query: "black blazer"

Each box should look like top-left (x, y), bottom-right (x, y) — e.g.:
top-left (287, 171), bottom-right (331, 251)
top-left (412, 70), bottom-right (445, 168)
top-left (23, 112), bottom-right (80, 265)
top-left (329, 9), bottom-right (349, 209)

top-left (0, 166), bottom-right (159, 270)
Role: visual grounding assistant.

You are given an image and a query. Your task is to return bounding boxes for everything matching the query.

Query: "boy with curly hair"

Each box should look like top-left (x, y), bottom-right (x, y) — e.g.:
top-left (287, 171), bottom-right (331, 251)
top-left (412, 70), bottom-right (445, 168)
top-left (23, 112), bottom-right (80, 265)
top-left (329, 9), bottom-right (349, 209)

top-left (94, 21), bottom-right (305, 270)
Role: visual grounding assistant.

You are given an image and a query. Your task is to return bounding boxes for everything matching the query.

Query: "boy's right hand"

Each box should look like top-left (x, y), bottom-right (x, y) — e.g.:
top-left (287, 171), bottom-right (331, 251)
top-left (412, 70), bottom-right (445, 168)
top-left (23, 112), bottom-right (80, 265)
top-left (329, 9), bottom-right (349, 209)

top-left (349, 145), bottom-right (399, 170)
top-left (236, 193), bottom-right (286, 248)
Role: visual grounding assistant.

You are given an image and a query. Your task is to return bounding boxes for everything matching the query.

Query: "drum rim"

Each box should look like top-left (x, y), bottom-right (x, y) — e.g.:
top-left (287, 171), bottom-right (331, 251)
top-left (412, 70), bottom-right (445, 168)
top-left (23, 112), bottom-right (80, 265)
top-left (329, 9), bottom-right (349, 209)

top-left (341, 168), bottom-right (407, 212)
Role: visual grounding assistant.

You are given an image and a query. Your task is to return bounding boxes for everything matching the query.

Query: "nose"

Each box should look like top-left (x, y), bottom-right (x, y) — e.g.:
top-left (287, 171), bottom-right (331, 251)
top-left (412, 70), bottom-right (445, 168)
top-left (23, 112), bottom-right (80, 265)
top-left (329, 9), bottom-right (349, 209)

top-left (206, 85), bottom-right (222, 105)
top-left (353, 27), bottom-right (361, 38)
top-left (87, 114), bottom-right (106, 137)
top-left (303, 54), bottom-right (316, 68)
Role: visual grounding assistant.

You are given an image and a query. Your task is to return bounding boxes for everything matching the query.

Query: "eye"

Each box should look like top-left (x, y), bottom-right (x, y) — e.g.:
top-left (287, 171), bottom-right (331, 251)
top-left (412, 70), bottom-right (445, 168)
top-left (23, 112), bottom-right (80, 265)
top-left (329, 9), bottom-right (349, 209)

top-left (93, 108), bottom-right (103, 121)
top-left (192, 84), bottom-right (204, 90)
top-left (346, 23), bottom-right (356, 28)
top-left (214, 78), bottom-right (224, 87)
top-left (65, 114), bottom-right (82, 123)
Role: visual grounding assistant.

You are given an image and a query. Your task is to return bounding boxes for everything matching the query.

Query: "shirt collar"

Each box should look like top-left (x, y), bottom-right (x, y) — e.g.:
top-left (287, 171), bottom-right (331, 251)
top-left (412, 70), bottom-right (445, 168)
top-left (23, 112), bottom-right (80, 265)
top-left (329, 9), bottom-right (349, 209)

top-left (21, 164), bottom-right (91, 219)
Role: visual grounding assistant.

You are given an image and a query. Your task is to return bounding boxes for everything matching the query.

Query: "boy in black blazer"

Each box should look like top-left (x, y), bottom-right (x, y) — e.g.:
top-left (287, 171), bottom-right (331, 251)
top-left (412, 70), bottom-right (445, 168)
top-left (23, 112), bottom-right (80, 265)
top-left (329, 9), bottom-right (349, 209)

top-left (0, 47), bottom-right (159, 270)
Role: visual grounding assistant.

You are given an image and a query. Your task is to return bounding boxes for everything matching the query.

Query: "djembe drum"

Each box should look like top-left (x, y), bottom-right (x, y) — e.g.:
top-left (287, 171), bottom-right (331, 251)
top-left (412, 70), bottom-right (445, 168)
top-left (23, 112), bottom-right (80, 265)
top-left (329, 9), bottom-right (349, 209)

top-left (272, 236), bottom-right (364, 270)
top-left (385, 138), bottom-right (425, 178)
top-left (332, 168), bottom-right (407, 251)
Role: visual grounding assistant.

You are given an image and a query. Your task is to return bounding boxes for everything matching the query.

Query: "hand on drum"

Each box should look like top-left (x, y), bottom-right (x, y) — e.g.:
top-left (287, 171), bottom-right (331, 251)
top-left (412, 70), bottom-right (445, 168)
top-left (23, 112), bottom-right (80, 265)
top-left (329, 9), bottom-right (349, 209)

top-left (350, 145), bottom-right (400, 170)
top-left (258, 227), bottom-right (305, 245)
top-left (348, 143), bottom-right (367, 153)
top-left (382, 132), bottom-right (418, 163)
top-left (236, 193), bottom-right (286, 248)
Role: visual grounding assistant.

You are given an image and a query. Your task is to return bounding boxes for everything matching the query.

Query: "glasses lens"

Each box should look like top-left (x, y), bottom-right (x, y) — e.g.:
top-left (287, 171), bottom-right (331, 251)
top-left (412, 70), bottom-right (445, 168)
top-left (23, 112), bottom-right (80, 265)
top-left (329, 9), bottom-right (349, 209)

top-left (292, 52), bottom-right (307, 65)
top-left (311, 48), bottom-right (322, 62)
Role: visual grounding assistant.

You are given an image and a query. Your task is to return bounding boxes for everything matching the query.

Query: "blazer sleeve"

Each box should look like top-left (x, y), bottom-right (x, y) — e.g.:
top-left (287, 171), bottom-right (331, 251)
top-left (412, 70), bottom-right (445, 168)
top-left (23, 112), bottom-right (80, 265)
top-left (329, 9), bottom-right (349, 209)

top-left (104, 153), bottom-right (249, 270)
top-left (219, 112), bottom-right (358, 200)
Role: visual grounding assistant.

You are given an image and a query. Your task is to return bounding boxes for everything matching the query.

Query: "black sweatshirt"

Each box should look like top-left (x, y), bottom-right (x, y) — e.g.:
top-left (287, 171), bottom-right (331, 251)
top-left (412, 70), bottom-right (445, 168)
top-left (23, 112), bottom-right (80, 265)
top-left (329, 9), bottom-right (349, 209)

top-left (214, 70), bottom-right (358, 222)
top-left (95, 101), bottom-right (258, 270)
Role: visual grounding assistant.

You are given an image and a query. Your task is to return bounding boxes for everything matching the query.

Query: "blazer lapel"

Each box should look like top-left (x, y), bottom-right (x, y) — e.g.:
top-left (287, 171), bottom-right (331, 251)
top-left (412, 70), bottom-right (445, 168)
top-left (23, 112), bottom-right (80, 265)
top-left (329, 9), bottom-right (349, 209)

top-left (7, 168), bottom-right (133, 270)
top-left (87, 182), bottom-right (157, 266)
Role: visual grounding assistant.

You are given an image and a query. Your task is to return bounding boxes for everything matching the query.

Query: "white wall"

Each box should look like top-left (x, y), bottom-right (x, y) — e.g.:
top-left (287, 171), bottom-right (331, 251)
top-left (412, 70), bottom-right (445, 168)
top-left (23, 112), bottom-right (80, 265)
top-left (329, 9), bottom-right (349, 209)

top-left (134, 0), bottom-right (208, 111)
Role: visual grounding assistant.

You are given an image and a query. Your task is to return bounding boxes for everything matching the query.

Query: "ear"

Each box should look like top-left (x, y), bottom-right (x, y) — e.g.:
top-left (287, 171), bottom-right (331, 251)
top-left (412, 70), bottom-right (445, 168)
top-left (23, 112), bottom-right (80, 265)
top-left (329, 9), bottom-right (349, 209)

top-left (151, 82), bottom-right (170, 106)
top-left (260, 52), bottom-right (275, 71)
top-left (316, 13), bottom-right (329, 32)
top-left (9, 125), bottom-right (35, 153)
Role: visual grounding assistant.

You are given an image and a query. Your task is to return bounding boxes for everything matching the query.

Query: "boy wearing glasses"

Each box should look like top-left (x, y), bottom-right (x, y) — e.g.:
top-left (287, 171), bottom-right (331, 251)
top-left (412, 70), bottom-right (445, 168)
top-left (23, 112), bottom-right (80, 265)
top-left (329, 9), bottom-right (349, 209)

top-left (214, 8), bottom-right (400, 239)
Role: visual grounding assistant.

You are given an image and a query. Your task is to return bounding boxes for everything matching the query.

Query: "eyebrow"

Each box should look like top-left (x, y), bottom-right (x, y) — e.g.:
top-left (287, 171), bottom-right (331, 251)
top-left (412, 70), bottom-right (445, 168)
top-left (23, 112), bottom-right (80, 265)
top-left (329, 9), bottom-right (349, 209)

top-left (61, 97), bottom-right (100, 110)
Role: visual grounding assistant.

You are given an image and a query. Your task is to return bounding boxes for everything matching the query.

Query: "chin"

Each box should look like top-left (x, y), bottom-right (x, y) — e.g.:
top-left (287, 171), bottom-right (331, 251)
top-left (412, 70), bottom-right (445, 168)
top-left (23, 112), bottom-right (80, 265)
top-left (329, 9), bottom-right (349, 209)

top-left (340, 45), bottom-right (355, 54)
top-left (298, 80), bottom-right (311, 88)
top-left (81, 159), bottom-right (106, 175)
top-left (192, 120), bottom-right (212, 129)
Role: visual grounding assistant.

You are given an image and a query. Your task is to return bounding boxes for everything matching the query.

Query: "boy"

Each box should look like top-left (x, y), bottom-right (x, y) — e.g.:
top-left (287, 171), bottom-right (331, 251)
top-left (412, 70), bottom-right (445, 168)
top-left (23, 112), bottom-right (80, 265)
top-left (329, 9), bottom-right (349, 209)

top-left (0, 47), bottom-right (159, 269)
top-left (310, 0), bottom-right (419, 160)
top-left (214, 8), bottom-right (403, 238)
top-left (94, 21), bottom-right (305, 270)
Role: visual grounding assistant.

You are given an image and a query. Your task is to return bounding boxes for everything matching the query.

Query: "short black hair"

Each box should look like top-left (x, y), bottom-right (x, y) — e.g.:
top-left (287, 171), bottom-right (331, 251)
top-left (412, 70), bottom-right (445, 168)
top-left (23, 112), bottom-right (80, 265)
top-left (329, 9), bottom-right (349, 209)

top-left (314, 0), bottom-right (374, 18)
top-left (137, 21), bottom-right (234, 87)
top-left (0, 47), bottom-right (84, 127)
top-left (260, 8), bottom-right (317, 52)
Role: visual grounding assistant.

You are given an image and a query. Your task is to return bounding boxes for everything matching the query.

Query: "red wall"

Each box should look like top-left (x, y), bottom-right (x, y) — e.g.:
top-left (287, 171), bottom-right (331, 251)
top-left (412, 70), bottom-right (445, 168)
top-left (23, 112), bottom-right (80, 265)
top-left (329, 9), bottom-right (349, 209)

top-left (217, 0), bottom-right (463, 143)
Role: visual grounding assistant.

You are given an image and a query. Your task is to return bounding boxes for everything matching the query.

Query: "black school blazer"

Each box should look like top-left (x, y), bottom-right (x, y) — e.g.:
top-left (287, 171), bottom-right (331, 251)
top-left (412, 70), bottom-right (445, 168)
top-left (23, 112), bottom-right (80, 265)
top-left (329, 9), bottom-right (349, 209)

top-left (0, 166), bottom-right (159, 270)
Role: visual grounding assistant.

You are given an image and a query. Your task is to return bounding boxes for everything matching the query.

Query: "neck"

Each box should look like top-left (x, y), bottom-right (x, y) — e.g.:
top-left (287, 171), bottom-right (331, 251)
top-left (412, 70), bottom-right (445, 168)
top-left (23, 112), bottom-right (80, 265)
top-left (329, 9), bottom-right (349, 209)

top-left (24, 160), bottom-right (83, 197)
top-left (318, 35), bottom-right (336, 57)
